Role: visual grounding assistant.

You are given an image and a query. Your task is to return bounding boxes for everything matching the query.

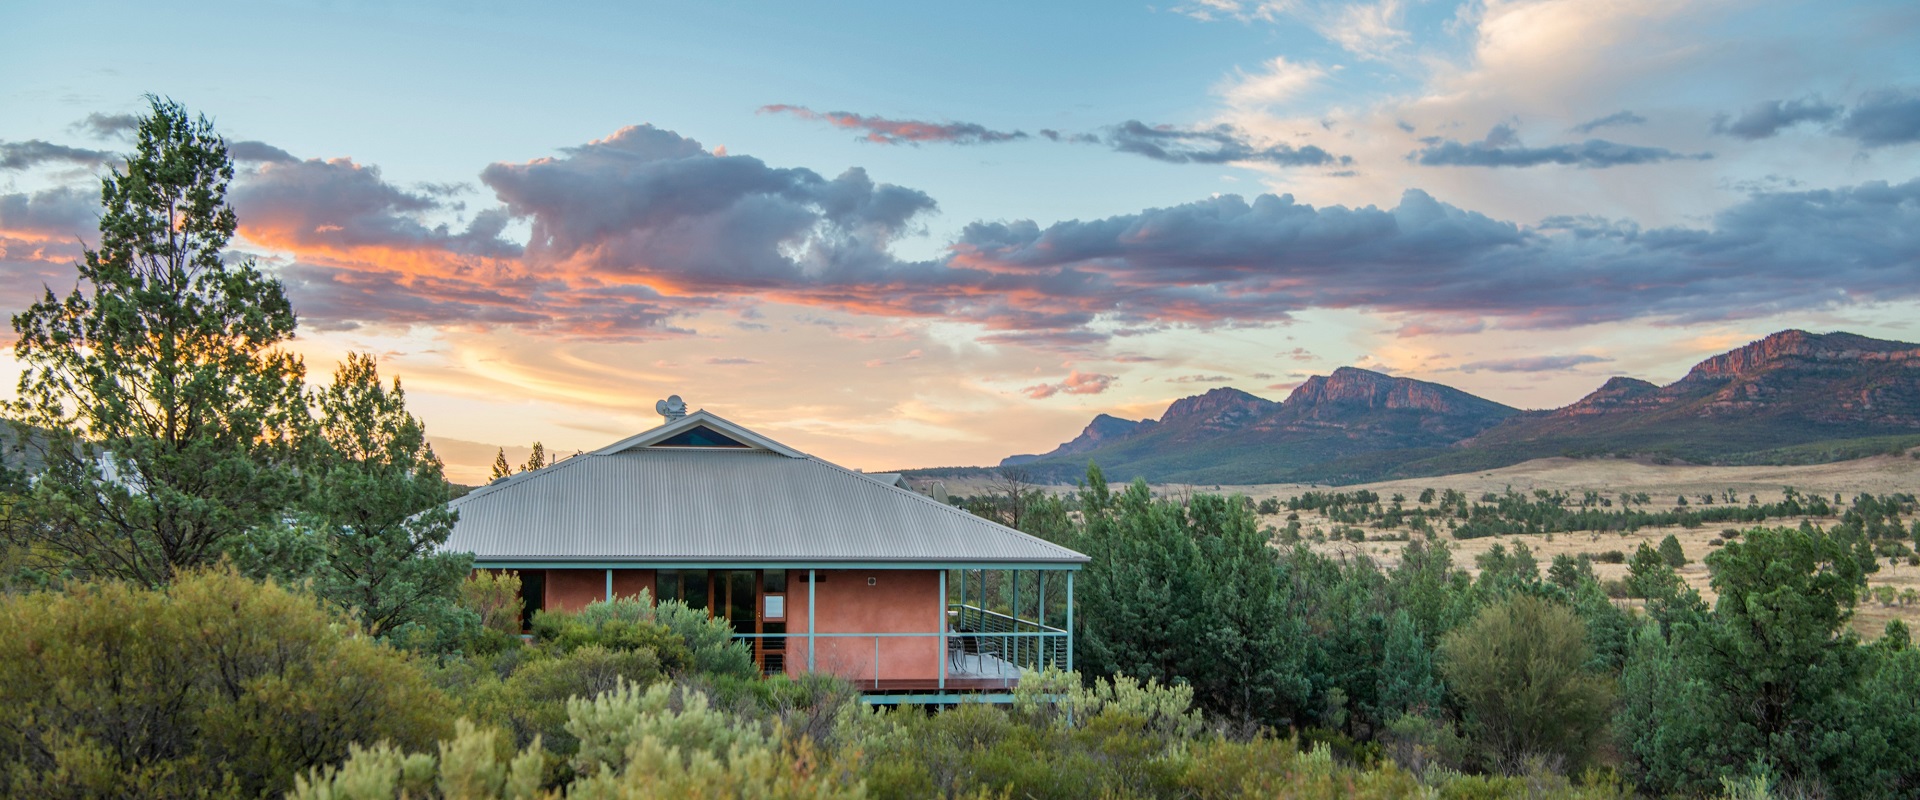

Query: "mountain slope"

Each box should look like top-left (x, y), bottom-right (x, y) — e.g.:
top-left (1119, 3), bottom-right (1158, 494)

top-left (927, 330), bottom-right (1920, 486)
top-left (999, 370), bottom-right (1517, 484)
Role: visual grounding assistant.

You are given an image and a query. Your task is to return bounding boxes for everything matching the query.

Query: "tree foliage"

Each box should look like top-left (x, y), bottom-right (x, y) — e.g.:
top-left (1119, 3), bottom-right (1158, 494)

top-left (1438, 595), bottom-right (1615, 772)
top-left (6, 97), bottom-right (305, 586)
top-left (299, 353), bottom-right (472, 643)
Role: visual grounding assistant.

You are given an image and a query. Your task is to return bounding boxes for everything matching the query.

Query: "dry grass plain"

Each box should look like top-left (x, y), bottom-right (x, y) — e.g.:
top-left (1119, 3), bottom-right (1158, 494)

top-left (930, 451), bottom-right (1920, 637)
top-left (1227, 453), bottom-right (1920, 638)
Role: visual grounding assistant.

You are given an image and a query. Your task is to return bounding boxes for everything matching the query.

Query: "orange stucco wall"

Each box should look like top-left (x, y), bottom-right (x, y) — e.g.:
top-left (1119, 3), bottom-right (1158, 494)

top-left (786, 569), bottom-right (943, 684)
top-left (544, 569), bottom-right (603, 613)
top-left (612, 569), bottom-right (655, 602)
top-left (542, 568), bottom-right (658, 612)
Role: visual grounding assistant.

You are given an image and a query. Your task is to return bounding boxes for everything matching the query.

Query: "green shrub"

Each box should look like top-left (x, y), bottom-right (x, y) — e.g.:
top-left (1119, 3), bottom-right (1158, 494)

top-left (1439, 595), bottom-right (1615, 773)
top-left (294, 682), bottom-right (852, 800)
top-left (532, 593), bottom-right (753, 679)
top-left (0, 567), bottom-right (450, 798)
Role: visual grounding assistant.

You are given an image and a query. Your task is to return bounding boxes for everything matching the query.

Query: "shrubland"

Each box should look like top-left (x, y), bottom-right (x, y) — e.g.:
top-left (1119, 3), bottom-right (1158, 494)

top-left (6, 97), bottom-right (1918, 799)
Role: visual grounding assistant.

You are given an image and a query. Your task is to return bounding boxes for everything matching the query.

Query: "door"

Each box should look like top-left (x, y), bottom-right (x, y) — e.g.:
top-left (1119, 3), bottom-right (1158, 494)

top-left (710, 569), bottom-right (785, 674)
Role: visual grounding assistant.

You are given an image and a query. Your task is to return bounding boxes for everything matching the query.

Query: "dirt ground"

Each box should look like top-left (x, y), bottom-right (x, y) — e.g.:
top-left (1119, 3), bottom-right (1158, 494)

top-left (1231, 454), bottom-right (1920, 638)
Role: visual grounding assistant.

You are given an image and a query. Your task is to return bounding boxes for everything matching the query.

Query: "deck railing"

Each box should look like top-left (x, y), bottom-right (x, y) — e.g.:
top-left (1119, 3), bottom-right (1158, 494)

top-left (948, 603), bottom-right (1070, 674)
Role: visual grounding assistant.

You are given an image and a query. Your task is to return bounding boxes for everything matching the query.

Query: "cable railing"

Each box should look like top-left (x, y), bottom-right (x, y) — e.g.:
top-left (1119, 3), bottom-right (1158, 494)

top-left (948, 603), bottom-right (1069, 674)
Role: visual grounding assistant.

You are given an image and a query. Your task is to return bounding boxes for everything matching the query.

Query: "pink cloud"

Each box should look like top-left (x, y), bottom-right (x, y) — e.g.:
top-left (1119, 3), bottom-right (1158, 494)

top-left (1022, 370), bottom-right (1118, 399)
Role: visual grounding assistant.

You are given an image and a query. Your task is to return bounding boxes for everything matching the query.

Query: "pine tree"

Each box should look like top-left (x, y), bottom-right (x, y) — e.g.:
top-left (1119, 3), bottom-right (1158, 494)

top-left (301, 354), bottom-right (473, 642)
top-left (1658, 534), bottom-right (1688, 568)
top-left (490, 448), bottom-right (513, 481)
top-left (521, 441), bottom-right (547, 473)
top-left (6, 97), bottom-right (305, 586)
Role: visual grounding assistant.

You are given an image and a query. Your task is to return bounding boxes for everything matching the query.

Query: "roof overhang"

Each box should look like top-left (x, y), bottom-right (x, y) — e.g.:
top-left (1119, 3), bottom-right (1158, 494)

top-left (474, 559), bottom-right (1084, 570)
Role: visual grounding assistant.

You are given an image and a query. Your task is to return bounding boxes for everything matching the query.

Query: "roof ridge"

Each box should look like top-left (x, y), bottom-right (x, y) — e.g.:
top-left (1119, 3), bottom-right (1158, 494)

top-left (801, 455), bottom-right (1086, 560)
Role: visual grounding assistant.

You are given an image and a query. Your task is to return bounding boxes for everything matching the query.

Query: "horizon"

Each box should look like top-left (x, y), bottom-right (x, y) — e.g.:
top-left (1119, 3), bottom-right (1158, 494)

top-left (4, 1), bottom-right (1917, 483)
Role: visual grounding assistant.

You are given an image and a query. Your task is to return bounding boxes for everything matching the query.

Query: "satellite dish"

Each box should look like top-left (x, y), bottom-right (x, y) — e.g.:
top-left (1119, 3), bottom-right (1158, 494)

top-left (654, 394), bottom-right (687, 421)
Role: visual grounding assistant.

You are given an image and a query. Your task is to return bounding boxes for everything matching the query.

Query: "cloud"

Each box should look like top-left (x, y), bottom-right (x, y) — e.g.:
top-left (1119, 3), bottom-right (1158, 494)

top-left (1415, 124), bottom-right (1710, 168)
top-left (1103, 121), bottom-right (1349, 166)
top-left (1022, 370), bottom-right (1118, 399)
top-left (945, 177), bottom-right (1920, 331)
top-left (705, 357), bottom-right (762, 365)
top-left (0, 140), bottom-right (118, 170)
top-left (759, 105), bottom-right (1027, 145)
top-left (1570, 110), bottom-right (1646, 134)
top-left (71, 112), bottom-right (141, 139)
top-left (1175, 0), bottom-right (1406, 59)
top-left (1712, 97), bottom-right (1842, 140)
top-left (1838, 88), bottom-right (1920, 147)
top-left (0, 186), bottom-right (100, 239)
top-left (32, 119), bottom-right (1903, 348)
top-left (1458, 354), bottom-right (1612, 373)
top-left (1166, 374), bottom-right (1232, 383)
top-left (1218, 56), bottom-right (1328, 110)
top-left (232, 157), bottom-right (521, 258)
top-left (230, 140), bottom-right (299, 163)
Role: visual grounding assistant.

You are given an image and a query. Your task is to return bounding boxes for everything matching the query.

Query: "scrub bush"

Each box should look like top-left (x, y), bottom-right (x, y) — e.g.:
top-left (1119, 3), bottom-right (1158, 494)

top-left (0, 567), bottom-right (449, 798)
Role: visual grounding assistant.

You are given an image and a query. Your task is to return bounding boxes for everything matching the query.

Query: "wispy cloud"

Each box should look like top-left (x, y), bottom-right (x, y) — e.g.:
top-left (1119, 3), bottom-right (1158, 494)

top-left (1570, 110), bottom-right (1646, 135)
top-left (1458, 354), bottom-right (1611, 373)
top-left (1415, 124), bottom-right (1710, 169)
top-left (1022, 370), bottom-right (1118, 399)
top-left (1101, 121), bottom-right (1349, 166)
top-left (758, 105), bottom-right (1027, 145)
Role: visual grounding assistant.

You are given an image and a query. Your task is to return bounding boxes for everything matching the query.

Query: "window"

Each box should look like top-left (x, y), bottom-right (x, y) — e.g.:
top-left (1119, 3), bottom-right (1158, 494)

top-left (517, 570), bottom-right (546, 632)
top-left (656, 568), bottom-right (708, 611)
top-left (654, 426), bottom-right (750, 448)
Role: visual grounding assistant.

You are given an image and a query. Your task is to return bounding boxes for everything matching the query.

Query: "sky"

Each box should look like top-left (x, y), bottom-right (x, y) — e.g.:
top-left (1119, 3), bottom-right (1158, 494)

top-left (2, 0), bottom-right (1918, 483)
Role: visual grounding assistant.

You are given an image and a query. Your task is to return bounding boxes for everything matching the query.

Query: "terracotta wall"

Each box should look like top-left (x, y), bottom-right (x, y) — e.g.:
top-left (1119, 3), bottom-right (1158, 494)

top-left (541, 568), bottom-right (658, 612)
top-left (544, 569), bottom-right (603, 613)
top-left (612, 569), bottom-right (655, 602)
top-left (786, 569), bottom-right (942, 684)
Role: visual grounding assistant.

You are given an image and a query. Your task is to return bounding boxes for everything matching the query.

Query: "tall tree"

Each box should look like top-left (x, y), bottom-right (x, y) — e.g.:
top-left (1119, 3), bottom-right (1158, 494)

top-left (489, 448), bottom-right (513, 481)
top-left (521, 441), bottom-right (547, 473)
top-left (6, 97), bottom-right (305, 586)
top-left (301, 354), bottom-right (473, 642)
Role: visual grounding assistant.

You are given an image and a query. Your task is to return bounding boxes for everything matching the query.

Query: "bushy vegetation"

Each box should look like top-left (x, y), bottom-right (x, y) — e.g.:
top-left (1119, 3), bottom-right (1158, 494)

top-left (5, 98), bottom-right (1917, 799)
top-left (0, 568), bottom-right (449, 797)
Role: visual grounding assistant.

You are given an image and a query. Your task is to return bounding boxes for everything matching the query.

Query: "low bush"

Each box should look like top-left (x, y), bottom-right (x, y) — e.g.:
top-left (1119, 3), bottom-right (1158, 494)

top-left (0, 567), bottom-right (450, 798)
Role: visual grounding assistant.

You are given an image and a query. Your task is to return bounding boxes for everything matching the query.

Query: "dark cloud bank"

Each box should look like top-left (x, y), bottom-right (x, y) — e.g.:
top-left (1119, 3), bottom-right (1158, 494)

top-left (6, 120), bottom-right (1920, 348)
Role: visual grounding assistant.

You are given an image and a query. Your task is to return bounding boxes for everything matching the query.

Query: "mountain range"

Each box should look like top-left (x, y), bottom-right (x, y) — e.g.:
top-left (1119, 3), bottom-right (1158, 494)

top-left (922, 330), bottom-right (1920, 486)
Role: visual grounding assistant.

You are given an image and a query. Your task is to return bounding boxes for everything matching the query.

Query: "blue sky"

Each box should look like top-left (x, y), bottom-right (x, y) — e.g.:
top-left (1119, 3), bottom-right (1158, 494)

top-left (3, 0), bottom-right (1918, 480)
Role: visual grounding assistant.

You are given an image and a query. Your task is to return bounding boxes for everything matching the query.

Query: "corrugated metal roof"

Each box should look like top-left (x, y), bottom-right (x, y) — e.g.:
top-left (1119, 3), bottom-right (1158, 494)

top-left (443, 438), bottom-right (1086, 566)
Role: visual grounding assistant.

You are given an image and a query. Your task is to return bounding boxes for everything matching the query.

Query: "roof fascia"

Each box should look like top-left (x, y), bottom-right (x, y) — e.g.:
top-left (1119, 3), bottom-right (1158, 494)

top-left (472, 559), bottom-right (1085, 570)
top-left (591, 409), bottom-right (805, 458)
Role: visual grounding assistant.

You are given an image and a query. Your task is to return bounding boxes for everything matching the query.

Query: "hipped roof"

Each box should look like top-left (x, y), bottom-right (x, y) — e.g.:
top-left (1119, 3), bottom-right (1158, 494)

top-left (443, 410), bottom-right (1087, 568)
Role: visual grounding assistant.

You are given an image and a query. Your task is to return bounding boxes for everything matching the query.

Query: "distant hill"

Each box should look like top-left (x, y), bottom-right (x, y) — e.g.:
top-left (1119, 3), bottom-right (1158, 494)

top-left (904, 330), bottom-right (1920, 486)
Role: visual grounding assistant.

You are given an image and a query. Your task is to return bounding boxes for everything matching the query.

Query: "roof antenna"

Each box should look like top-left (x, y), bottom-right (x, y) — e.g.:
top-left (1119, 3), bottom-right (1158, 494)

top-left (655, 394), bottom-right (687, 422)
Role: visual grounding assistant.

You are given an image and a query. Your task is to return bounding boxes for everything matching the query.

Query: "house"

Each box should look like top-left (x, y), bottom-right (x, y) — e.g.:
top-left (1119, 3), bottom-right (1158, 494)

top-left (442, 403), bottom-right (1088, 702)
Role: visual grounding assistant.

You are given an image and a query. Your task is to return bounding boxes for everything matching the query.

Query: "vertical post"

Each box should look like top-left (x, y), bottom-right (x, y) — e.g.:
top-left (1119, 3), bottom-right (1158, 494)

top-left (604, 568), bottom-right (613, 602)
top-left (1038, 571), bottom-right (1048, 669)
top-left (873, 636), bottom-right (880, 690)
top-left (938, 569), bottom-right (947, 690)
top-left (806, 569), bottom-right (817, 672)
top-left (1066, 570), bottom-right (1075, 674)
top-left (1010, 568), bottom-right (1021, 667)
